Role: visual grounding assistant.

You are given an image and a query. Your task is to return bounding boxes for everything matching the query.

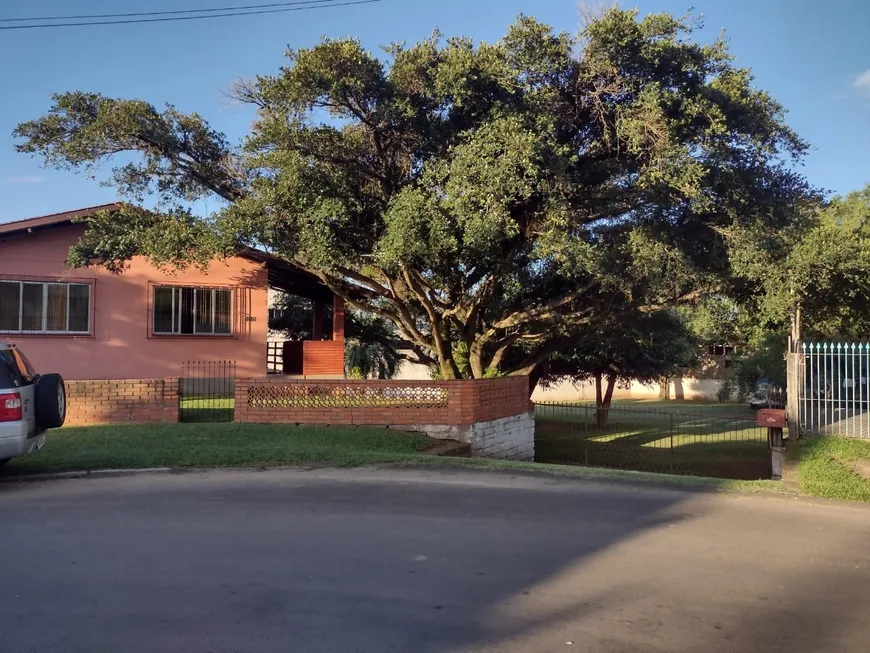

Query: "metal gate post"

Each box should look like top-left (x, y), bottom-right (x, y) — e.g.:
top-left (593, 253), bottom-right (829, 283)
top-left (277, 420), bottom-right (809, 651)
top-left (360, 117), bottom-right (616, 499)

top-left (584, 406), bottom-right (589, 466)
top-left (768, 427), bottom-right (785, 481)
top-left (786, 351), bottom-right (800, 439)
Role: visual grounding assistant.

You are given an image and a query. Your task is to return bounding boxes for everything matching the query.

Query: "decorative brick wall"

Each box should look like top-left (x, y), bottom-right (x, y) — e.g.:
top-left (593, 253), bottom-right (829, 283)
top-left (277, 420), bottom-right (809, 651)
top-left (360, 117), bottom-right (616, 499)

top-left (234, 375), bottom-right (534, 460)
top-left (65, 378), bottom-right (180, 426)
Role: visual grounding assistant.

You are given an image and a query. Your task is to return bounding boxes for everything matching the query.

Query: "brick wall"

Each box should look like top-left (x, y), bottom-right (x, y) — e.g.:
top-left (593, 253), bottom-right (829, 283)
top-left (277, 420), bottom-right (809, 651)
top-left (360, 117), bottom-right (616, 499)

top-left (234, 375), bottom-right (531, 428)
top-left (234, 375), bottom-right (534, 460)
top-left (65, 378), bottom-right (179, 426)
top-left (302, 341), bottom-right (345, 376)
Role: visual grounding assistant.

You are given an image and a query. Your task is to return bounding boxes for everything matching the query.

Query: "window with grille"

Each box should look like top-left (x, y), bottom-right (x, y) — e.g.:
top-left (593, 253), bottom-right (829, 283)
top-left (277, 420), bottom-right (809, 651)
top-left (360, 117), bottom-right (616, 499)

top-left (152, 286), bottom-right (232, 336)
top-left (0, 280), bottom-right (91, 335)
top-left (707, 344), bottom-right (736, 357)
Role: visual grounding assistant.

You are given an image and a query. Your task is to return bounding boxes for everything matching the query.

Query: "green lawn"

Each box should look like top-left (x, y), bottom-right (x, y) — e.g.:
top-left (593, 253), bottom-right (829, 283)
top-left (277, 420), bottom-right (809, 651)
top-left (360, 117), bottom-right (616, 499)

top-left (1, 423), bottom-right (433, 476)
top-left (788, 436), bottom-right (870, 502)
top-left (0, 422), bottom-right (785, 496)
top-left (180, 397), bottom-right (234, 423)
top-left (535, 401), bottom-right (770, 480)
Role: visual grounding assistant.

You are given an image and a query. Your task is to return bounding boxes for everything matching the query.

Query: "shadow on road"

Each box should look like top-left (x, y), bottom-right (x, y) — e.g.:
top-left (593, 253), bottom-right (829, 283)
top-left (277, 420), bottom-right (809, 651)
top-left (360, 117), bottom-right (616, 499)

top-left (0, 469), bottom-right (868, 652)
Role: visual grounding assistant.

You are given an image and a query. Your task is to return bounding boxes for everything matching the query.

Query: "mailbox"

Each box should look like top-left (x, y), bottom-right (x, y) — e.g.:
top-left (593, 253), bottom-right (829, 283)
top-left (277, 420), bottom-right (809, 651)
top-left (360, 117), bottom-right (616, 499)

top-left (757, 408), bottom-right (787, 429)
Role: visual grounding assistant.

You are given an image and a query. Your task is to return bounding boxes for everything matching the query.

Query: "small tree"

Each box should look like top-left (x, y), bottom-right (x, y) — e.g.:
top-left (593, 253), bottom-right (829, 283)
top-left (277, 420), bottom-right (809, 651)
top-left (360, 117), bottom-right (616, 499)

top-left (717, 333), bottom-right (787, 402)
top-left (537, 311), bottom-right (698, 424)
top-left (345, 340), bottom-right (400, 379)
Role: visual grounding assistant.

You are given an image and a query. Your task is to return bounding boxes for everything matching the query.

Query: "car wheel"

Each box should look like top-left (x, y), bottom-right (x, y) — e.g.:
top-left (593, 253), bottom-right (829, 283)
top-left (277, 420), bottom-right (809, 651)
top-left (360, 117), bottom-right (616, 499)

top-left (35, 373), bottom-right (66, 429)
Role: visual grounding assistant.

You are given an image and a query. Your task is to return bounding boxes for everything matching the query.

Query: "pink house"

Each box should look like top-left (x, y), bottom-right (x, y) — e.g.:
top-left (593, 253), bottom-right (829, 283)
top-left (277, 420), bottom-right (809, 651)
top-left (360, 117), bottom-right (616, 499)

top-left (0, 204), bottom-right (346, 380)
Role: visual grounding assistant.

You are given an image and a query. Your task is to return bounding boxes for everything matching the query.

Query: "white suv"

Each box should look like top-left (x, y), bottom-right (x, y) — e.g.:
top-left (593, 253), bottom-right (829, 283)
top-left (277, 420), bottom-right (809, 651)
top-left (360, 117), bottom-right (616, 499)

top-left (0, 343), bottom-right (65, 466)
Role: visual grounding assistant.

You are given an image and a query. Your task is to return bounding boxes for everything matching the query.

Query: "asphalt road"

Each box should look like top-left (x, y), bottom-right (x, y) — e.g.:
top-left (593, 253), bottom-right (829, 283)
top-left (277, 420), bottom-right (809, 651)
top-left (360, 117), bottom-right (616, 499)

top-left (1, 468), bottom-right (870, 653)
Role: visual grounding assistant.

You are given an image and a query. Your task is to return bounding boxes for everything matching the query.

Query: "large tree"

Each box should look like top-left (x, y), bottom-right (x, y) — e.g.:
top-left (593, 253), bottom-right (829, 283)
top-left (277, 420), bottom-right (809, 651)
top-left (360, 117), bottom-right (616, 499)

top-left (15, 9), bottom-right (811, 379)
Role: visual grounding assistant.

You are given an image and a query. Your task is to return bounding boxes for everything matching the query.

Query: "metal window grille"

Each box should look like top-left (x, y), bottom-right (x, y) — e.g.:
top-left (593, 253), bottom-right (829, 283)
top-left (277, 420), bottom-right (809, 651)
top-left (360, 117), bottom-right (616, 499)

top-left (153, 286), bottom-right (232, 336)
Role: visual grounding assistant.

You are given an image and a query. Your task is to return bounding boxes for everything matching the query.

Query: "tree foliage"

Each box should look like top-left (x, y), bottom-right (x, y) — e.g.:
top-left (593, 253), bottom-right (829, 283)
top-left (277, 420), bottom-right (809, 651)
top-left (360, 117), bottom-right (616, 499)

top-left (15, 9), bottom-right (811, 379)
top-left (717, 333), bottom-right (787, 402)
top-left (538, 310), bottom-right (698, 415)
top-left (345, 339), bottom-right (401, 380)
top-left (733, 185), bottom-right (870, 339)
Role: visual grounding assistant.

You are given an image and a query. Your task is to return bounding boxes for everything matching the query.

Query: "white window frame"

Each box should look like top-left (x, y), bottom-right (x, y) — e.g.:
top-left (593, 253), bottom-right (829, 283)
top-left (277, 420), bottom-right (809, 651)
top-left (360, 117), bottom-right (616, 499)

top-left (152, 286), bottom-right (233, 336)
top-left (0, 280), bottom-right (92, 335)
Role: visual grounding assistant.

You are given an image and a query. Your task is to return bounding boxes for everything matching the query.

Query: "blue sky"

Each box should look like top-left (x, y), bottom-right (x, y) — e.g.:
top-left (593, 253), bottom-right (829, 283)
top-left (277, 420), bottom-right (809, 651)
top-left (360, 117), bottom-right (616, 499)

top-left (1, 0), bottom-right (868, 222)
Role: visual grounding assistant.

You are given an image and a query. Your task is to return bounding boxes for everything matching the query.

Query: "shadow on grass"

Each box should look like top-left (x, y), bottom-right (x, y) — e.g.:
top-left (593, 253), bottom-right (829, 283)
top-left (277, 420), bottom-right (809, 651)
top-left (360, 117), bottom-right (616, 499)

top-left (535, 403), bottom-right (760, 438)
top-left (536, 418), bottom-right (770, 480)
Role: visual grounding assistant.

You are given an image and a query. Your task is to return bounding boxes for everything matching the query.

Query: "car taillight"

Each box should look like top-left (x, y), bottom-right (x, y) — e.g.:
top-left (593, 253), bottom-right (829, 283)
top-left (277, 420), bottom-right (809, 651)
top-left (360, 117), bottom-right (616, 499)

top-left (0, 392), bottom-right (22, 422)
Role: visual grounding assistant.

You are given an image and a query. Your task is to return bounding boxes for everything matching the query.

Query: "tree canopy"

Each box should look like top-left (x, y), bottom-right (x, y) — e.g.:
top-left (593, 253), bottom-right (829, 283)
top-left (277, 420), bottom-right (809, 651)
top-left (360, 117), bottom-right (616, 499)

top-left (537, 310), bottom-right (698, 410)
top-left (15, 9), bottom-right (812, 379)
top-left (731, 184), bottom-right (870, 340)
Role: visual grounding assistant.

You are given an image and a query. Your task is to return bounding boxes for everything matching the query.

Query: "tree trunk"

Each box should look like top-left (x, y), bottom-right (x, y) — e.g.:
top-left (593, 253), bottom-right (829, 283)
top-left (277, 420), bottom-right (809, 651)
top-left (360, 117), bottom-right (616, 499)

top-left (659, 377), bottom-right (670, 400)
top-left (527, 365), bottom-right (545, 399)
top-left (438, 355), bottom-right (460, 380)
top-left (595, 374), bottom-right (616, 427)
top-left (469, 345), bottom-right (485, 380)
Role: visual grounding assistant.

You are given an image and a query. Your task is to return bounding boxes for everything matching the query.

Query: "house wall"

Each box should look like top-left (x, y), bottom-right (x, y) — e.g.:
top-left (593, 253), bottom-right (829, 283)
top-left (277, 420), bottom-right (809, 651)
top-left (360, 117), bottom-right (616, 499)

top-left (531, 377), bottom-right (726, 402)
top-left (0, 224), bottom-right (269, 380)
top-left (392, 358), bottom-right (727, 402)
top-left (393, 358), bottom-right (726, 402)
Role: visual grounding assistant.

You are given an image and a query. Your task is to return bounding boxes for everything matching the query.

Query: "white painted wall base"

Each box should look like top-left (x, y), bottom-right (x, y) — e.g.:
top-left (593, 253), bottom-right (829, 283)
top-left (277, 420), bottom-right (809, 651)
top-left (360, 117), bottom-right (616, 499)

top-left (388, 423), bottom-right (471, 442)
top-left (390, 413), bottom-right (535, 461)
top-left (470, 412), bottom-right (535, 461)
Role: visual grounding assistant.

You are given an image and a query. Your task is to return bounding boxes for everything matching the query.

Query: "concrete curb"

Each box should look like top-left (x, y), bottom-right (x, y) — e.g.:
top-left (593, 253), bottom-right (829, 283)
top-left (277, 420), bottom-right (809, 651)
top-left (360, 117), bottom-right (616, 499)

top-left (0, 467), bottom-right (172, 483)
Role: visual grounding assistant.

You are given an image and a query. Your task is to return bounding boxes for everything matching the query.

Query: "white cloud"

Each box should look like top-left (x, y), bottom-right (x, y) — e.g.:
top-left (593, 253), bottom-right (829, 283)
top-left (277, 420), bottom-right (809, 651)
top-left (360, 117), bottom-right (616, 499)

top-left (854, 69), bottom-right (870, 92)
top-left (4, 176), bottom-right (45, 184)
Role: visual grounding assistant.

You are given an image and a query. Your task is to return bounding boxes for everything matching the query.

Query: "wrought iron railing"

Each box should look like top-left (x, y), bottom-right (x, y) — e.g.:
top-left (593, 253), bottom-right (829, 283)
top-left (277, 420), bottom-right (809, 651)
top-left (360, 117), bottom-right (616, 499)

top-left (180, 360), bottom-right (236, 422)
top-left (535, 402), bottom-right (771, 480)
top-left (799, 342), bottom-right (870, 438)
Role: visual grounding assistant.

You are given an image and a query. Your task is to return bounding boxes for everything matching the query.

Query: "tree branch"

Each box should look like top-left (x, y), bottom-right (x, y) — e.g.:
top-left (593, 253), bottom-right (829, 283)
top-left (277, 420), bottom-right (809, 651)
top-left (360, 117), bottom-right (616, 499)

top-left (493, 280), bottom-right (599, 329)
top-left (486, 333), bottom-right (522, 373)
top-left (637, 287), bottom-right (716, 313)
top-left (504, 337), bottom-right (575, 377)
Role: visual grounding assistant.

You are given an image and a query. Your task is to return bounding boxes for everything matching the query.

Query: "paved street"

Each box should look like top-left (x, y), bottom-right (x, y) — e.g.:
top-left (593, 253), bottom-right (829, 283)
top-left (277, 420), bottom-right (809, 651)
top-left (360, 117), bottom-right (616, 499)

top-left (1, 468), bottom-right (870, 652)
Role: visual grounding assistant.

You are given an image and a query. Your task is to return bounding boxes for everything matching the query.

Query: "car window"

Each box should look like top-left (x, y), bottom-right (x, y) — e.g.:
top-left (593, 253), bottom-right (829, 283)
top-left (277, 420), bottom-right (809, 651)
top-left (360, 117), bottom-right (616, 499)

top-left (0, 349), bottom-right (23, 388)
top-left (11, 349), bottom-right (35, 383)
